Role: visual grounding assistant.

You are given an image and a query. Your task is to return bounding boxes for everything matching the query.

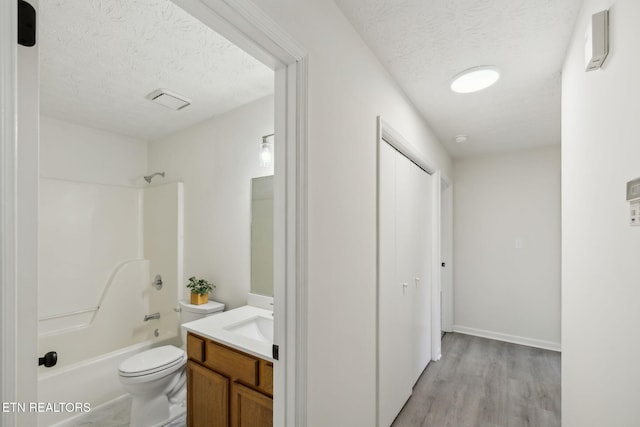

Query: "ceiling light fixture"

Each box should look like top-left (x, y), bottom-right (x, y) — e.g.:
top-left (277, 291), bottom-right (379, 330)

top-left (450, 66), bottom-right (500, 94)
top-left (260, 134), bottom-right (274, 167)
top-left (454, 135), bottom-right (469, 144)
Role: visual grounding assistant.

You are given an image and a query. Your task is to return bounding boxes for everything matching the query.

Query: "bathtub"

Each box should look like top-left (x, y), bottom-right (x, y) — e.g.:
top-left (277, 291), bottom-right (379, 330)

top-left (38, 334), bottom-right (180, 427)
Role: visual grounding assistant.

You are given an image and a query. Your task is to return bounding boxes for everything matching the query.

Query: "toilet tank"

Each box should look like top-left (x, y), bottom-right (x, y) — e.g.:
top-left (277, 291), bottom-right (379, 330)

top-left (179, 299), bottom-right (225, 345)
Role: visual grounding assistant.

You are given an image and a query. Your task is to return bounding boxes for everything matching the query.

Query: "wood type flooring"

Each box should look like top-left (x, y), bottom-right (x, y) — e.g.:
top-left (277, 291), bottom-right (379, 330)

top-left (392, 333), bottom-right (560, 427)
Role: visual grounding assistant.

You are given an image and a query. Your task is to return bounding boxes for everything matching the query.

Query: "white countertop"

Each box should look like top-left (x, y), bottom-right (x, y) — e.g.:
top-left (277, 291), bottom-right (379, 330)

top-left (182, 305), bottom-right (274, 361)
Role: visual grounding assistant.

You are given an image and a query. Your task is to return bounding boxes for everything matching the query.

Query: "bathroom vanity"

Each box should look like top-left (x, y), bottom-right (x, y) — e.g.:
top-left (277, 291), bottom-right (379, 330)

top-left (183, 305), bottom-right (274, 427)
top-left (186, 333), bottom-right (273, 426)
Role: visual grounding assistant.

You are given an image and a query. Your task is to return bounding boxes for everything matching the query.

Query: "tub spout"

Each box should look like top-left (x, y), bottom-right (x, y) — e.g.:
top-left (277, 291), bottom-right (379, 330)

top-left (144, 312), bottom-right (160, 322)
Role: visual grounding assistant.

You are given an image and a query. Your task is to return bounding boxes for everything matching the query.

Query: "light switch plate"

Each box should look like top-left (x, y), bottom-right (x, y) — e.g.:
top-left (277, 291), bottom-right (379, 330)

top-left (631, 201), bottom-right (640, 226)
top-left (627, 177), bottom-right (640, 201)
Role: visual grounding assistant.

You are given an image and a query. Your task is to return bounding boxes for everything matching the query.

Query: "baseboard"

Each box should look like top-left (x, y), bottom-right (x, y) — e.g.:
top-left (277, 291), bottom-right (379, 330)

top-left (452, 325), bottom-right (561, 352)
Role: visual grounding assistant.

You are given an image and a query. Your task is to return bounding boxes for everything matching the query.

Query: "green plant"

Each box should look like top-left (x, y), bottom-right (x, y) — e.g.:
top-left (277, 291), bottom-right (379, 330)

top-left (186, 276), bottom-right (215, 295)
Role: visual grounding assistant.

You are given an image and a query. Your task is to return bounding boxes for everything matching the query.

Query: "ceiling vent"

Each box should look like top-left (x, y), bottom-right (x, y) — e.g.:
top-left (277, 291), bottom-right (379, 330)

top-left (146, 89), bottom-right (191, 110)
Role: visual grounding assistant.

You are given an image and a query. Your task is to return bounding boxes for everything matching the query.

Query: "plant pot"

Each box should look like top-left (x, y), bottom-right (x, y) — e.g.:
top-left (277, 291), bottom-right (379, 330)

top-left (190, 292), bottom-right (208, 305)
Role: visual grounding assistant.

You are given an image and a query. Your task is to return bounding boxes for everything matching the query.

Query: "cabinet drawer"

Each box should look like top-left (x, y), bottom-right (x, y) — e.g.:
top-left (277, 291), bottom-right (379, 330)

top-left (187, 333), bottom-right (205, 363)
top-left (205, 340), bottom-right (259, 386)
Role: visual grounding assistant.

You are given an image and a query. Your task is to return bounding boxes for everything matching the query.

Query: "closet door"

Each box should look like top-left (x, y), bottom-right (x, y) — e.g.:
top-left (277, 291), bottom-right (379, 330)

top-left (396, 150), bottom-right (428, 385)
top-left (397, 150), bottom-right (432, 383)
top-left (378, 141), bottom-right (413, 427)
top-left (378, 140), bottom-right (433, 426)
top-left (411, 164), bottom-right (432, 382)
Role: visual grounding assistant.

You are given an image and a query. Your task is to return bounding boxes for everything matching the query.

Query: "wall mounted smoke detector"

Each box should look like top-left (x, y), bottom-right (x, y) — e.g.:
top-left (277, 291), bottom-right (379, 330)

top-left (146, 88), bottom-right (191, 110)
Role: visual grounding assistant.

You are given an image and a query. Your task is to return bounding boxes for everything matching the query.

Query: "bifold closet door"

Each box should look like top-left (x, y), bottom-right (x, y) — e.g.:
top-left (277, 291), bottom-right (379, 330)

top-left (409, 157), bottom-right (432, 382)
top-left (394, 147), bottom-right (433, 386)
top-left (379, 141), bottom-right (413, 427)
top-left (378, 141), bottom-right (433, 426)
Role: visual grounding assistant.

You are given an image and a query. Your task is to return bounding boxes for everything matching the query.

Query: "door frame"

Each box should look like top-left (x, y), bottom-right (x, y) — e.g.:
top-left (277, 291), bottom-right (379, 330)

top-left (376, 116), bottom-right (442, 425)
top-left (0, 0), bottom-right (309, 425)
top-left (440, 176), bottom-right (453, 333)
top-left (0, 1), bottom-right (20, 426)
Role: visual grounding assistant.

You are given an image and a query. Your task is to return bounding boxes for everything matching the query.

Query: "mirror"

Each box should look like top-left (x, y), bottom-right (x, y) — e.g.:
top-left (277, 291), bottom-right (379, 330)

top-left (250, 175), bottom-right (274, 296)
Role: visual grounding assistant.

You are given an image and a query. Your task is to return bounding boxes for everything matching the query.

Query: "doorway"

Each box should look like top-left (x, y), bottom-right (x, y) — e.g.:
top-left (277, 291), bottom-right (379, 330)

top-left (0, 1), bottom-right (308, 426)
top-left (440, 177), bottom-right (453, 333)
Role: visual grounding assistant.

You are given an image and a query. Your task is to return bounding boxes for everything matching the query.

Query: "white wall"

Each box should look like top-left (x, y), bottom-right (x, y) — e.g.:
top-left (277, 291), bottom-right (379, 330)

top-left (148, 95), bottom-right (274, 310)
top-left (562, 1), bottom-right (640, 425)
top-left (40, 116), bottom-right (148, 186)
top-left (244, 1), bottom-right (453, 424)
top-left (453, 146), bottom-right (561, 350)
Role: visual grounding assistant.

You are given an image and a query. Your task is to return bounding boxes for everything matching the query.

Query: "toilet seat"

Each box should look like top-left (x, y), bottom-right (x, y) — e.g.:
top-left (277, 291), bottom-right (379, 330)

top-left (119, 345), bottom-right (185, 378)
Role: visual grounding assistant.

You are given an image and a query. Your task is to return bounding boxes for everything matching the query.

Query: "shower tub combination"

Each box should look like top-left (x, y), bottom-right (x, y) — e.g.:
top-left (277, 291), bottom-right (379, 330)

top-left (37, 179), bottom-right (183, 427)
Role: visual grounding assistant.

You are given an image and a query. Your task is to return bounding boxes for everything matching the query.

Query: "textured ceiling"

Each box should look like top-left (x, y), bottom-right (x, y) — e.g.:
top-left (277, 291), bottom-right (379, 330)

top-left (335, 0), bottom-right (583, 158)
top-left (39, 0), bottom-right (274, 141)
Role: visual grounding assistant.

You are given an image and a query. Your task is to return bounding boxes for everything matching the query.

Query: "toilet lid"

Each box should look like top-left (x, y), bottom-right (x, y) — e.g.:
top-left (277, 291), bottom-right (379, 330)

top-left (118, 345), bottom-right (185, 377)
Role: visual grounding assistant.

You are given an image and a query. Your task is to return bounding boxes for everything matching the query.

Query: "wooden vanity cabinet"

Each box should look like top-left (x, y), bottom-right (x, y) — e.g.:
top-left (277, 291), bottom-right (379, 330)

top-left (231, 382), bottom-right (273, 427)
top-left (186, 332), bottom-right (273, 427)
top-left (187, 361), bottom-right (229, 427)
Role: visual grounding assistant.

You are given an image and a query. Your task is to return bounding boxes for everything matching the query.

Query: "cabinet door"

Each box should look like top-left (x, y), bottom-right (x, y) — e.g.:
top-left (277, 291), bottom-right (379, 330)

top-left (230, 382), bottom-right (273, 427)
top-left (187, 361), bottom-right (229, 427)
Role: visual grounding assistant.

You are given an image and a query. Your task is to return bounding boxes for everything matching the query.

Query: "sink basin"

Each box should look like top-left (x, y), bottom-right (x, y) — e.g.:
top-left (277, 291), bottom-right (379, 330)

top-left (223, 315), bottom-right (273, 344)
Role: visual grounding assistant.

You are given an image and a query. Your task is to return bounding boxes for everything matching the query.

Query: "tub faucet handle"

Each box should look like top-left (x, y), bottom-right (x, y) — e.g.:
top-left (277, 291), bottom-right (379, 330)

top-left (144, 312), bottom-right (160, 321)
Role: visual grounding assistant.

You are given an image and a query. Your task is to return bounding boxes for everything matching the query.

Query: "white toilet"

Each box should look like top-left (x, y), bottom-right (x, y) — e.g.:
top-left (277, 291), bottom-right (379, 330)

top-left (118, 300), bottom-right (225, 427)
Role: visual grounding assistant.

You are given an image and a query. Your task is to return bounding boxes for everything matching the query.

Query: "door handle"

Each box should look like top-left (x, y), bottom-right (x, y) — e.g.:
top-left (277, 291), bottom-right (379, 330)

top-left (38, 351), bottom-right (57, 368)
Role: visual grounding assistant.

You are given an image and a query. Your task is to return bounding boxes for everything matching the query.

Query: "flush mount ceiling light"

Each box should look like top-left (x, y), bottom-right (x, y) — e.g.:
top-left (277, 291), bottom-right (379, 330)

top-left (146, 88), bottom-right (191, 110)
top-left (454, 135), bottom-right (469, 144)
top-left (450, 66), bottom-right (500, 94)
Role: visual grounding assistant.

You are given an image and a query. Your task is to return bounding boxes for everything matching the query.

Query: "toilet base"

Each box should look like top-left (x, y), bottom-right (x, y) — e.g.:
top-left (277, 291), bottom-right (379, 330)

top-left (150, 402), bottom-right (186, 427)
top-left (130, 395), bottom-right (186, 427)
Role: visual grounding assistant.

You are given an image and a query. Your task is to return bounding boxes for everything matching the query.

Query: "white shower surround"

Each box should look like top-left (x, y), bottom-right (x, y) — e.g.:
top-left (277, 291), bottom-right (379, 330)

top-left (38, 181), bottom-right (185, 362)
top-left (37, 118), bottom-right (184, 426)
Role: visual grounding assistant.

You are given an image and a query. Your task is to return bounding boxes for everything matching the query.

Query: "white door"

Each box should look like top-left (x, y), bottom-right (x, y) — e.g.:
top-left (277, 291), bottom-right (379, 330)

top-left (440, 179), bottom-right (453, 332)
top-left (379, 141), bottom-right (413, 427)
top-left (410, 160), bottom-right (432, 382)
top-left (378, 141), bottom-right (433, 426)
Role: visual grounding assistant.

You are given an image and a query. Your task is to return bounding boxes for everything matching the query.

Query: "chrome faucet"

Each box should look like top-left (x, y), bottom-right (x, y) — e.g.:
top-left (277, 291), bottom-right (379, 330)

top-left (144, 312), bottom-right (160, 321)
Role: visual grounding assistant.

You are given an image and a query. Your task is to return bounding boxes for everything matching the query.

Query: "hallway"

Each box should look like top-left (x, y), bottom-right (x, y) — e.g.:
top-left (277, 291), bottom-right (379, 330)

top-left (392, 333), bottom-right (560, 427)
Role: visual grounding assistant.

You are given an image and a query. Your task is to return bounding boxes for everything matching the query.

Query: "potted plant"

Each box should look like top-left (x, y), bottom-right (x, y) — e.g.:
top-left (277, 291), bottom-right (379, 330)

top-left (186, 276), bottom-right (216, 305)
